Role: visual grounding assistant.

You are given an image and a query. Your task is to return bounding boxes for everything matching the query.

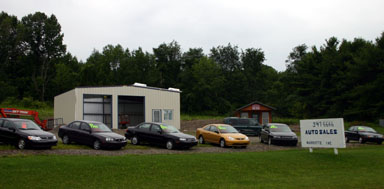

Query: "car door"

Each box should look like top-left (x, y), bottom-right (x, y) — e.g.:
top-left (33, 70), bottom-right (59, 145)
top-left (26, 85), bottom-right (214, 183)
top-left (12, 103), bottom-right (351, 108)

top-left (78, 122), bottom-right (93, 145)
top-left (261, 126), bottom-right (270, 141)
top-left (209, 126), bottom-right (221, 144)
top-left (1, 120), bottom-right (18, 144)
top-left (201, 126), bottom-right (211, 142)
top-left (67, 122), bottom-right (81, 143)
top-left (148, 124), bottom-right (164, 144)
top-left (351, 127), bottom-right (360, 140)
top-left (0, 119), bottom-right (6, 142)
top-left (345, 127), bottom-right (354, 140)
top-left (136, 123), bottom-right (151, 142)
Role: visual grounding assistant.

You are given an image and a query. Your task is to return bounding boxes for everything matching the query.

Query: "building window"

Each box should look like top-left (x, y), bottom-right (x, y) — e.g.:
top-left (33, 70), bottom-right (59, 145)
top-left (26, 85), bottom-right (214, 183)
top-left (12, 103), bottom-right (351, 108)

top-left (152, 109), bottom-right (162, 123)
top-left (164, 109), bottom-right (173, 121)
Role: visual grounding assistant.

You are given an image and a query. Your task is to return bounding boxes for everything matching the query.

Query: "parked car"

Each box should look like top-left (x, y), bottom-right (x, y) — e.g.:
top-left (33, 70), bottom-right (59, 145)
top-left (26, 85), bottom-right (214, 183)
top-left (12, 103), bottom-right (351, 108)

top-left (345, 126), bottom-right (383, 144)
top-left (58, 120), bottom-right (127, 150)
top-left (223, 117), bottom-right (262, 136)
top-left (0, 118), bottom-right (57, 149)
top-left (260, 123), bottom-right (298, 146)
top-left (196, 124), bottom-right (250, 148)
top-left (125, 122), bottom-right (197, 150)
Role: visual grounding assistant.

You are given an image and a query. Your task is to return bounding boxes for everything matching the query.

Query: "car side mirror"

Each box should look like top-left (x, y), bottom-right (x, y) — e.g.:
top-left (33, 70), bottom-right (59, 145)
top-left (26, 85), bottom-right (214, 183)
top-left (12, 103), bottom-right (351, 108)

top-left (157, 130), bottom-right (162, 134)
top-left (291, 129), bottom-right (295, 132)
top-left (215, 131), bottom-right (219, 134)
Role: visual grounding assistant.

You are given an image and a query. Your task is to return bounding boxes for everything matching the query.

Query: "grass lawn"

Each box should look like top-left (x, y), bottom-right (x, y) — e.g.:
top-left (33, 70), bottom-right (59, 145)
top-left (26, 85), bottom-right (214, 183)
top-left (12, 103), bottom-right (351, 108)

top-left (0, 146), bottom-right (383, 188)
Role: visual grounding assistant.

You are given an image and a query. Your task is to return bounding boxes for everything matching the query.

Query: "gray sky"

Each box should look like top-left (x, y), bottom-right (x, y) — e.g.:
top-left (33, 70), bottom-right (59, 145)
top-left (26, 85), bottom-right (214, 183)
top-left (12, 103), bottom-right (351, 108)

top-left (2, 0), bottom-right (384, 71)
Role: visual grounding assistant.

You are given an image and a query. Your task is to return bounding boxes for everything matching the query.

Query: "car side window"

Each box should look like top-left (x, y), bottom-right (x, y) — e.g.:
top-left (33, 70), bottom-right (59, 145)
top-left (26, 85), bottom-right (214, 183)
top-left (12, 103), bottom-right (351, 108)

top-left (0, 119), bottom-right (3, 127)
top-left (204, 126), bottom-right (211, 131)
top-left (138, 123), bottom-right (151, 131)
top-left (348, 127), bottom-right (354, 131)
top-left (80, 123), bottom-right (91, 131)
top-left (150, 124), bottom-right (161, 133)
top-left (210, 126), bottom-right (218, 133)
top-left (3, 121), bottom-right (14, 129)
top-left (69, 122), bottom-right (80, 129)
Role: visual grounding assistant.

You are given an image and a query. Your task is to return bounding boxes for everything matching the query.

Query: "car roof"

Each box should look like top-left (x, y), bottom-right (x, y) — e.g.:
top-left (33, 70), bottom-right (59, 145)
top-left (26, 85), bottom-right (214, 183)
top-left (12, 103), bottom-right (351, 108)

top-left (0, 118), bottom-right (32, 121)
top-left (268, 123), bottom-right (288, 126)
top-left (206, 124), bottom-right (232, 127)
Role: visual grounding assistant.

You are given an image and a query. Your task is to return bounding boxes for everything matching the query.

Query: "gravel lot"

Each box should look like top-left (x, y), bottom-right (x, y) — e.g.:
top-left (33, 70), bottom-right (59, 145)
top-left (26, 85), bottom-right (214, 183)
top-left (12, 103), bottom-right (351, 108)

top-left (0, 120), bottom-right (367, 156)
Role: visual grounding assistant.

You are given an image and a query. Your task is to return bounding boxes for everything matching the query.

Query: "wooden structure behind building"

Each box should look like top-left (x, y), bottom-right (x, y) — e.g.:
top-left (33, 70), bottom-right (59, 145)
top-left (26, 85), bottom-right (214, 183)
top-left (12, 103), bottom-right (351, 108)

top-left (234, 101), bottom-right (276, 125)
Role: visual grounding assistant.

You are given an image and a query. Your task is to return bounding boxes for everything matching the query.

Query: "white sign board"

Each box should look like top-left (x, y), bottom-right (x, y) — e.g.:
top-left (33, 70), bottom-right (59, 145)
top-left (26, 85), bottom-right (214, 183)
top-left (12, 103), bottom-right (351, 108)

top-left (300, 118), bottom-right (346, 148)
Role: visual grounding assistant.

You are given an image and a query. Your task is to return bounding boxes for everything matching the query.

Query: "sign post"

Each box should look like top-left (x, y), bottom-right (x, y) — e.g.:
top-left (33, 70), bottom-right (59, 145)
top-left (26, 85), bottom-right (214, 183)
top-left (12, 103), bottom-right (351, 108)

top-left (300, 118), bottom-right (346, 155)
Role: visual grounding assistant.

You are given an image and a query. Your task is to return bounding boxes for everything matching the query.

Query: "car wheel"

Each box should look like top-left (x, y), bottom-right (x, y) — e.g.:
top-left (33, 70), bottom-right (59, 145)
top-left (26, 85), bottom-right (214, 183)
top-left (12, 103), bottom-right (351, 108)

top-left (62, 135), bottom-right (70, 144)
top-left (93, 140), bottom-right (101, 150)
top-left (166, 140), bottom-right (174, 150)
top-left (268, 137), bottom-right (272, 145)
top-left (17, 139), bottom-right (26, 150)
top-left (131, 136), bottom-right (139, 145)
top-left (260, 136), bottom-right (264, 143)
top-left (198, 135), bottom-right (205, 144)
top-left (345, 136), bottom-right (349, 143)
top-left (359, 137), bottom-right (365, 144)
top-left (220, 139), bottom-right (226, 148)
top-left (377, 141), bottom-right (382, 145)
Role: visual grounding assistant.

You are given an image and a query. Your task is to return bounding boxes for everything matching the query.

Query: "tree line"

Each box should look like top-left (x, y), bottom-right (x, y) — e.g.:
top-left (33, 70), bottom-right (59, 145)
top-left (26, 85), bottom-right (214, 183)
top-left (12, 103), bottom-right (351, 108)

top-left (1, 11), bottom-right (383, 121)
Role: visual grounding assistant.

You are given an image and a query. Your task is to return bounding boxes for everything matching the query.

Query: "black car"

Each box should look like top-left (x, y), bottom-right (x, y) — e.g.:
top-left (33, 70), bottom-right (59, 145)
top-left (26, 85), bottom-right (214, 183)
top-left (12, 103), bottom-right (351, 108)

top-left (0, 118), bottom-right (57, 149)
top-left (223, 117), bottom-right (262, 136)
top-left (125, 122), bottom-right (198, 150)
top-left (345, 126), bottom-right (383, 144)
top-left (58, 120), bottom-right (127, 150)
top-left (260, 123), bottom-right (298, 146)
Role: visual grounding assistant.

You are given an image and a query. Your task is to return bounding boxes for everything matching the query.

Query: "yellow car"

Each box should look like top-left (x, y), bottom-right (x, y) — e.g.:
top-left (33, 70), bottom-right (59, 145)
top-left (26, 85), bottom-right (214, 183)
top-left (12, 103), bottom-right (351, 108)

top-left (196, 124), bottom-right (250, 148)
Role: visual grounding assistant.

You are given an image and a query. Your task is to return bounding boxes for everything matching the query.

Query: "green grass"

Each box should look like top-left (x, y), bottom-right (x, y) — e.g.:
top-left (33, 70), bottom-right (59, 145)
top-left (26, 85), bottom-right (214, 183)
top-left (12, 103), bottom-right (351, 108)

top-left (0, 146), bottom-right (383, 188)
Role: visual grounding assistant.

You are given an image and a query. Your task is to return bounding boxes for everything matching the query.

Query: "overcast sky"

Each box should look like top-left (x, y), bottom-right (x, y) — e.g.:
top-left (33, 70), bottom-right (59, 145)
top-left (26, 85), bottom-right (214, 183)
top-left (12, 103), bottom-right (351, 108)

top-left (2, 0), bottom-right (384, 71)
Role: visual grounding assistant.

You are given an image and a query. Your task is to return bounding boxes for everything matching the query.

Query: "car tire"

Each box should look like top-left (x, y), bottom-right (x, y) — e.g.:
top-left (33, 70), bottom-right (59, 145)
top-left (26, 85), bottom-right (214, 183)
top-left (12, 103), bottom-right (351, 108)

top-left (198, 135), bottom-right (205, 144)
top-left (345, 136), bottom-right (349, 143)
top-left (359, 137), bottom-right (365, 144)
top-left (268, 137), bottom-right (272, 145)
top-left (377, 141), bottom-right (382, 145)
top-left (62, 135), bottom-right (70, 144)
top-left (131, 136), bottom-right (140, 145)
top-left (17, 139), bottom-right (26, 150)
top-left (93, 140), bottom-right (101, 150)
top-left (220, 139), bottom-right (226, 148)
top-left (166, 140), bottom-right (174, 150)
top-left (260, 136), bottom-right (264, 143)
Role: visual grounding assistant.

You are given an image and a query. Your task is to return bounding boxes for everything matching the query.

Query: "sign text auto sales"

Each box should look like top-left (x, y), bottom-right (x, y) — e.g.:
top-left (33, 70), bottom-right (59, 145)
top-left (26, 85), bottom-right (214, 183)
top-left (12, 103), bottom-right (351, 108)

top-left (300, 118), bottom-right (346, 148)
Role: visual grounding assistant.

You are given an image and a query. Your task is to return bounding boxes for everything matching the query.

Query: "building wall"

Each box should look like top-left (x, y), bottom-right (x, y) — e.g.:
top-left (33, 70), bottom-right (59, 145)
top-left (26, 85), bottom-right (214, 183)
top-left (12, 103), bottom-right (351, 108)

top-left (54, 89), bottom-right (76, 124)
top-left (63, 86), bottom-right (180, 129)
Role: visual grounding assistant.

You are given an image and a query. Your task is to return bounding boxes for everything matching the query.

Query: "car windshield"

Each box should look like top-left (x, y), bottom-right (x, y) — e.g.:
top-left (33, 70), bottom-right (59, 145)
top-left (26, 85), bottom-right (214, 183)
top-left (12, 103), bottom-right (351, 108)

top-left (217, 125), bottom-right (238, 133)
top-left (160, 124), bottom-right (180, 133)
top-left (13, 120), bottom-right (42, 130)
top-left (229, 119), bottom-right (259, 126)
top-left (89, 122), bottom-right (112, 132)
top-left (357, 126), bottom-right (376, 133)
top-left (269, 124), bottom-right (291, 132)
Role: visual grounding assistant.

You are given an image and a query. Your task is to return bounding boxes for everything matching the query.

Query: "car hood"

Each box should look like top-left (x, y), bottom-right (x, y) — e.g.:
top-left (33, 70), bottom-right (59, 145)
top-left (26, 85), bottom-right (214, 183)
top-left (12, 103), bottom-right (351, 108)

top-left (221, 133), bottom-right (247, 138)
top-left (271, 132), bottom-right (297, 137)
top-left (19, 130), bottom-right (54, 137)
top-left (93, 132), bottom-right (125, 139)
top-left (167, 132), bottom-right (195, 139)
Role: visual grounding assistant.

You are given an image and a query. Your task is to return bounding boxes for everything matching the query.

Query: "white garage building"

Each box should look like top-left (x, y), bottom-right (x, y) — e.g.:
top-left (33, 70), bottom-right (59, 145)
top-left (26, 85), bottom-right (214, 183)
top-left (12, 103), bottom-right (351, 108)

top-left (54, 84), bottom-right (181, 129)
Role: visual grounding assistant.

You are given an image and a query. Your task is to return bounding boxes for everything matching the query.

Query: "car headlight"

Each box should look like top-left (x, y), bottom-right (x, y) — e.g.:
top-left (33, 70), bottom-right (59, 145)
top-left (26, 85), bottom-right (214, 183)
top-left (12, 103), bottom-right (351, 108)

top-left (106, 138), bottom-right (114, 142)
top-left (179, 138), bottom-right (187, 141)
top-left (244, 136), bottom-right (249, 140)
top-left (228, 136), bottom-right (235, 141)
top-left (28, 136), bottom-right (42, 141)
top-left (123, 137), bottom-right (126, 141)
top-left (52, 136), bottom-right (57, 140)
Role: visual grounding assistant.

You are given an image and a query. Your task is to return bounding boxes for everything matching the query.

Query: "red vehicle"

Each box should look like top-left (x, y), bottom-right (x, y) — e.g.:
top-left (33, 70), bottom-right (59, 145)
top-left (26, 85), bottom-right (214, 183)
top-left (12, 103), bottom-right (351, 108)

top-left (0, 108), bottom-right (55, 131)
